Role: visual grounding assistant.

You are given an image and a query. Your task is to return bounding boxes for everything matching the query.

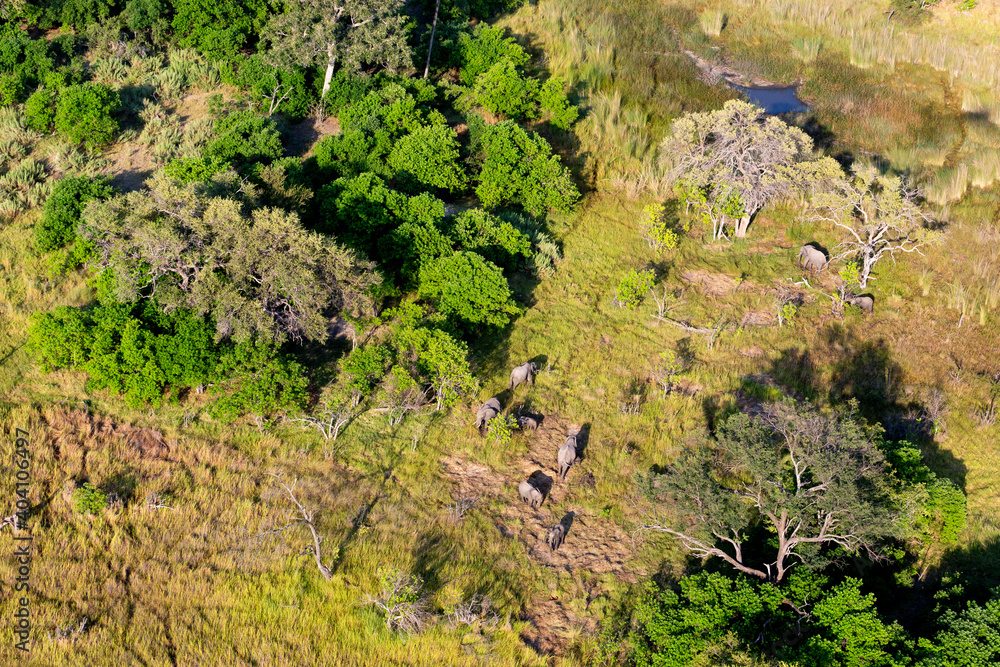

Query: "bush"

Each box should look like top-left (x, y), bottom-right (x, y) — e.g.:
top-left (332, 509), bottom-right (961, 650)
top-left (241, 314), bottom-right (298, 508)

top-left (35, 176), bottom-right (115, 251)
top-left (449, 209), bottom-right (531, 271)
top-left (235, 54), bottom-right (312, 120)
top-left (537, 77), bottom-right (579, 130)
top-left (342, 344), bottom-right (393, 394)
top-left (457, 23), bottom-right (529, 86)
top-left (468, 58), bottom-right (538, 120)
top-left (163, 156), bottom-right (229, 184)
top-left (171, 0), bottom-right (269, 60)
top-left (24, 88), bottom-right (55, 132)
top-left (54, 82), bottom-right (120, 149)
top-left (73, 482), bottom-right (108, 514)
top-left (476, 121), bottom-right (579, 216)
top-left (320, 70), bottom-right (375, 114)
top-left (616, 268), bottom-right (655, 309)
top-left (0, 74), bottom-right (24, 106)
top-left (313, 131), bottom-right (376, 180)
top-left (211, 338), bottom-right (309, 419)
top-left (418, 251), bottom-right (520, 328)
top-left (388, 124), bottom-right (467, 193)
top-left (204, 110), bottom-right (283, 168)
top-left (640, 202), bottom-right (680, 251)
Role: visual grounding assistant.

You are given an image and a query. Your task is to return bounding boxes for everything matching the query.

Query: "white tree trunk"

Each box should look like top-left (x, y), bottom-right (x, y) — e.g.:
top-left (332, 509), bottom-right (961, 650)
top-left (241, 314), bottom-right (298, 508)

top-left (734, 214), bottom-right (752, 238)
top-left (321, 55), bottom-right (337, 98)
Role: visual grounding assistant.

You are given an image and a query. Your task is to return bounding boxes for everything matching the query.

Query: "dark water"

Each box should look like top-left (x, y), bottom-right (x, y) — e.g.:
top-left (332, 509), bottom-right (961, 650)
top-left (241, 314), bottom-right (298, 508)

top-left (730, 83), bottom-right (809, 114)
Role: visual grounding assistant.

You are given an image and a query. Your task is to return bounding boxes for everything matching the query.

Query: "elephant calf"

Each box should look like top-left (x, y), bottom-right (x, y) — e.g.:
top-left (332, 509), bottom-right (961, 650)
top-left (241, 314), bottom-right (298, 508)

top-left (798, 245), bottom-right (827, 272)
top-left (475, 398), bottom-right (502, 430)
top-left (548, 523), bottom-right (566, 551)
top-left (558, 435), bottom-right (578, 482)
top-left (844, 294), bottom-right (874, 314)
top-left (518, 480), bottom-right (543, 508)
top-left (509, 361), bottom-right (538, 392)
top-left (518, 414), bottom-right (539, 430)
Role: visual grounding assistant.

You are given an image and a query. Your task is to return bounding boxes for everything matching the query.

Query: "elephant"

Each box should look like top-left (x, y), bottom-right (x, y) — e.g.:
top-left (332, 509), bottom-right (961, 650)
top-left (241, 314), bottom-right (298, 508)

top-left (518, 415), bottom-right (539, 430)
top-left (548, 523), bottom-right (566, 551)
top-left (509, 361), bottom-right (538, 392)
top-left (518, 480), bottom-right (543, 508)
top-left (558, 435), bottom-right (578, 481)
top-left (844, 294), bottom-right (874, 314)
top-left (798, 245), bottom-right (827, 272)
top-left (475, 398), bottom-right (501, 430)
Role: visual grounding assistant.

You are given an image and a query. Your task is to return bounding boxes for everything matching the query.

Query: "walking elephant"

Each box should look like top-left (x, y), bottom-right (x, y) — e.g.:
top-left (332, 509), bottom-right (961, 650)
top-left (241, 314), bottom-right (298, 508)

top-left (518, 480), bottom-right (543, 508)
top-left (798, 245), bottom-right (827, 272)
top-left (509, 362), bottom-right (538, 392)
top-left (558, 435), bottom-right (578, 481)
top-left (475, 398), bottom-right (501, 430)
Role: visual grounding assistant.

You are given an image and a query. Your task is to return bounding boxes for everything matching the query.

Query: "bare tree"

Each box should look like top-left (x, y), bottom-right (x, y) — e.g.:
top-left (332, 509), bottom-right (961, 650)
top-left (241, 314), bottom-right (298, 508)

top-left (661, 100), bottom-right (841, 239)
top-left (639, 400), bottom-right (910, 582)
top-left (264, 473), bottom-right (333, 580)
top-left (812, 163), bottom-right (939, 288)
top-left (285, 391), bottom-right (360, 443)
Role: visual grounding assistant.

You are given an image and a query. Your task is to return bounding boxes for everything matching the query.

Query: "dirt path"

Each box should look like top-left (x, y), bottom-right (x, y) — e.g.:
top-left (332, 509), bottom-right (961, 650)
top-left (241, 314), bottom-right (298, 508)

top-left (941, 74), bottom-right (968, 169)
top-left (440, 415), bottom-right (636, 655)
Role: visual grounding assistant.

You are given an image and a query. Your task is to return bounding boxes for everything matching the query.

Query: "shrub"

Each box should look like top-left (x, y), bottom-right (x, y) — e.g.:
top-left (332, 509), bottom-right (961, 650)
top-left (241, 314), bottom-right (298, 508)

top-left (235, 54), bottom-right (312, 120)
top-left (457, 23), bottom-right (529, 86)
top-left (204, 110), bottom-right (283, 168)
top-left (163, 156), bottom-right (229, 184)
top-left (343, 344), bottom-right (393, 394)
top-left (477, 121), bottom-right (579, 216)
top-left (171, 0), bottom-right (269, 60)
top-left (313, 130), bottom-right (377, 179)
top-left (487, 412), bottom-right (517, 446)
top-left (449, 209), bottom-right (531, 271)
top-left (640, 202), bottom-right (680, 251)
top-left (615, 268), bottom-right (655, 309)
top-left (388, 124), bottom-right (467, 193)
top-left (320, 70), bottom-right (375, 114)
top-left (418, 251), bottom-right (520, 328)
top-left (35, 176), bottom-right (115, 251)
top-left (54, 82), bottom-right (120, 149)
top-left (468, 58), bottom-right (538, 120)
top-left (537, 77), bottom-right (579, 130)
top-left (364, 567), bottom-right (431, 634)
top-left (211, 338), bottom-right (309, 420)
top-left (24, 88), bottom-right (55, 132)
top-left (0, 74), bottom-right (24, 106)
top-left (73, 482), bottom-right (108, 514)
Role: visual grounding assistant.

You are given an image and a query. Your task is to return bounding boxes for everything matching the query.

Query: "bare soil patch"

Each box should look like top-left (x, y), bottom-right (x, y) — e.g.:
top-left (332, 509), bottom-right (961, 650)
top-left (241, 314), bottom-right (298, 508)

top-left (681, 269), bottom-right (736, 297)
top-left (102, 142), bottom-right (156, 192)
top-left (440, 414), bottom-right (637, 656)
top-left (284, 116), bottom-right (341, 157)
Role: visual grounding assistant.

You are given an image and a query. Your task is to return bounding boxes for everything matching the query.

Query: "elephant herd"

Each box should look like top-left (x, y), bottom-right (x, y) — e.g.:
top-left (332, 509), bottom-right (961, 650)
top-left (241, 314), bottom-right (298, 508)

top-left (798, 244), bottom-right (875, 315)
top-left (476, 360), bottom-right (576, 553)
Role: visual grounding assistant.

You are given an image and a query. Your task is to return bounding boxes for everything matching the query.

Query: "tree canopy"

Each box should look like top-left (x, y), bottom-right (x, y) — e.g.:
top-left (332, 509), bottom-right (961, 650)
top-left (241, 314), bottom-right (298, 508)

top-left (81, 172), bottom-right (378, 343)
top-left (662, 100), bottom-right (840, 239)
top-left (642, 400), bottom-right (909, 582)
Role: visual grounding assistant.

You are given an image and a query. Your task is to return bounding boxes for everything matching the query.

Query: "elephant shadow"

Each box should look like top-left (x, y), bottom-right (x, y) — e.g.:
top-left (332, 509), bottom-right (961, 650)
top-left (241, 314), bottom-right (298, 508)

top-left (803, 240), bottom-right (830, 257)
top-left (574, 423), bottom-right (591, 462)
top-left (516, 400), bottom-right (544, 429)
top-left (559, 511), bottom-right (575, 536)
top-left (528, 470), bottom-right (553, 500)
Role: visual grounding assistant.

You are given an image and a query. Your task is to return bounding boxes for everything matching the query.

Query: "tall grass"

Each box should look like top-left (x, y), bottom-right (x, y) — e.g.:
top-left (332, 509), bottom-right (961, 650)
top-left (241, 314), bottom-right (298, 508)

top-left (791, 36), bottom-right (823, 64)
top-left (699, 8), bottom-right (728, 37)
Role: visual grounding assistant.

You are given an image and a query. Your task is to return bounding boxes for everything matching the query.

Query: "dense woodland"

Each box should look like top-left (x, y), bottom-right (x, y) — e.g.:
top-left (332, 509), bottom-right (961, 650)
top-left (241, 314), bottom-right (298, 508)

top-left (0, 0), bottom-right (999, 665)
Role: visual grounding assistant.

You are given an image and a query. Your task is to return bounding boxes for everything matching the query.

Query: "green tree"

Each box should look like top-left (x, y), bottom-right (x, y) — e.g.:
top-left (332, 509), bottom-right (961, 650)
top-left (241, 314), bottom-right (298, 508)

top-left (456, 23), bottom-right (528, 86)
top-left (343, 343), bottom-right (393, 394)
top-left (448, 208), bottom-right (530, 271)
top-left (476, 120), bottom-right (579, 216)
top-left (204, 110), bottom-right (283, 168)
top-left (23, 87), bottom-right (54, 131)
top-left (388, 124), bottom-right (467, 193)
top-left (54, 82), bottom-right (120, 149)
top-left (662, 100), bottom-right (840, 239)
top-left (123, 0), bottom-right (171, 44)
top-left (81, 172), bottom-right (378, 343)
top-left (392, 319), bottom-right (478, 409)
top-left (263, 0), bottom-right (411, 99)
top-left (418, 251), bottom-right (520, 328)
top-left (642, 400), bottom-right (908, 582)
top-left (467, 57), bottom-right (538, 120)
top-left (615, 268), bottom-right (655, 309)
top-left (35, 175), bottom-right (114, 251)
top-left (918, 593), bottom-right (1000, 666)
top-left (171, 0), bottom-right (270, 60)
top-left (537, 77), bottom-right (578, 130)
top-left (212, 338), bottom-right (308, 419)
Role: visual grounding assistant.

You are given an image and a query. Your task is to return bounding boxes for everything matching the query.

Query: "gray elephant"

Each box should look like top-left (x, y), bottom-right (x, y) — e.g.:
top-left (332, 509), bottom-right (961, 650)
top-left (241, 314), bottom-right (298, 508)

top-left (547, 523), bottom-right (566, 551)
top-left (509, 361), bottom-right (538, 392)
top-left (558, 435), bottom-right (578, 481)
top-left (518, 415), bottom-right (539, 430)
top-left (798, 245), bottom-right (827, 271)
top-left (518, 480), bottom-right (543, 508)
top-left (475, 398), bottom-right (501, 430)
top-left (844, 294), bottom-right (874, 314)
